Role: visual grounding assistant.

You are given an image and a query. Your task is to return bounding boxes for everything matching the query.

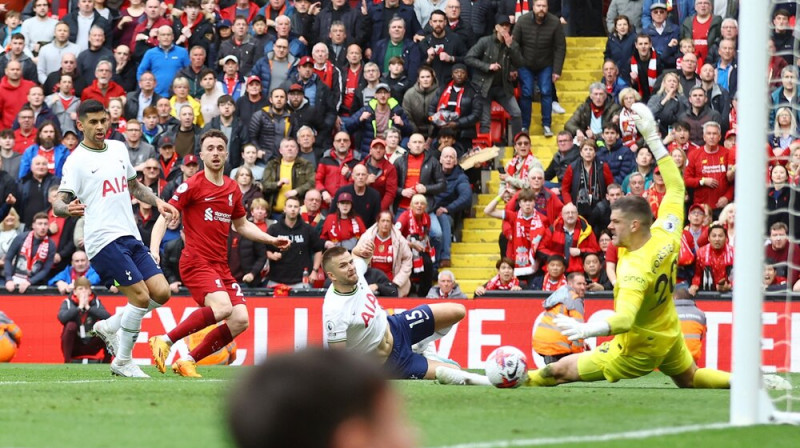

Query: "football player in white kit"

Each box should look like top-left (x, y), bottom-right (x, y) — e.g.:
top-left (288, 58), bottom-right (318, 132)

top-left (322, 245), bottom-right (489, 382)
top-left (53, 100), bottom-right (180, 378)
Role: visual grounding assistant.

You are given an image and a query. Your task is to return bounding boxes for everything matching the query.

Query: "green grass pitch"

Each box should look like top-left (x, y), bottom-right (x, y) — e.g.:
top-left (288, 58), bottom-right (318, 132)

top-left (1, 364), bottom-right (799, 448)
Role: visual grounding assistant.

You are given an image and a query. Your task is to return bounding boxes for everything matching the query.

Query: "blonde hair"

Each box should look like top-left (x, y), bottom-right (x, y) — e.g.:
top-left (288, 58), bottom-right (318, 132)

top-left (1, 209), bottom-right (20, 231)
top-left (656, 72), bottom-right (684, 96)
top-left (774, 106), bottom-right (797, 135)
top-left (618, 87), bottom-right (641, 104)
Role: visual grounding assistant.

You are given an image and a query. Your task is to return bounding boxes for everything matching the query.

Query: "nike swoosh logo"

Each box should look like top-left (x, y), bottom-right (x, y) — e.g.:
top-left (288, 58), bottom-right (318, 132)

top-left (204, 197), bottom-right (216, 201)
top-left (91, 168), bottom-right (99, 173)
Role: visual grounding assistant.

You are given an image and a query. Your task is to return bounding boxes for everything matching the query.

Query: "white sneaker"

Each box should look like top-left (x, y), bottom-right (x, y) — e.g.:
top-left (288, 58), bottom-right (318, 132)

top-left (552, 101), bottom-right (566, 114)
top-left (763, 374), bottom-right (792, 391)
top-left (110, 359), bottom-right (150, 378)
top-left (435, 366), bottom-right (466, 385)
top-left (90, 319), bottom-right (118, 357)
top-left (543, 126), bottom-right (554, 137)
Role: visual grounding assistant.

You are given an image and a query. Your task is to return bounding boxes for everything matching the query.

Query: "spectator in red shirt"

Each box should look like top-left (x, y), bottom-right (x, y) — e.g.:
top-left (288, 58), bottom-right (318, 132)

top-left (504, 166), bottom-right (563, 227)
top-left (560, 138), bottom-right (615, 231)
top-left (684, 121), bottom-right (733, 218)
top-left (0, 61), bottom-right (35, 131)
top-left (81, 61), bottom-right (127, 107)
top-left (685, 203), bottom-right (709, 252)
top-left (315, 131), bottom-right (362, 206)
top-left (536, 255), bottom-right (567, 292)
top-left (545, 203), bottom-right (601, 274)
top-left (361, 138), bottom-right (398, 211)
top-left (689, 222), bottom-right (733, 295)
top-left (766, 221), bottom-right (790, 278)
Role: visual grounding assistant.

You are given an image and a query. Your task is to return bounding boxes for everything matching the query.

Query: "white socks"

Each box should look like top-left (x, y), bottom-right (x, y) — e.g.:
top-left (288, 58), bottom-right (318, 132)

top-left (106, 299), bottom-right (162, 333)
top-left (116, 304), bottom-right (148, 361)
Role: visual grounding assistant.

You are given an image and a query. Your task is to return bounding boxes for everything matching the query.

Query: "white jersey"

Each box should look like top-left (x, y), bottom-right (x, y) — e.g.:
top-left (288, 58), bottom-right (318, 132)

top-left (59, 141), bottom-right (141, 259)
top-left (323, 258), bottom-right (388, 353)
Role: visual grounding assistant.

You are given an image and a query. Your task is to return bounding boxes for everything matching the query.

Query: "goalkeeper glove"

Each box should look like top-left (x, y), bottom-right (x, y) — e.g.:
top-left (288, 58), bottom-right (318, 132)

top-left (630, 102), bottom-right (668, 160)
top-left (553, 315), bottom-right (611, 342)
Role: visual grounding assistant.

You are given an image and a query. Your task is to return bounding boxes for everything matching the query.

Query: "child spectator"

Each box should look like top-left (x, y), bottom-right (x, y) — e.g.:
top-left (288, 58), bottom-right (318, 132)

top-left (474, 257), bottom-right (522, 296)
top-left (484, 188), bottom-right (550, 287)
top-left (532, 272), bottom-right (587, 364)
top-left (689, 222), bottom-right (733, 295)
top-left (536, 255), bottom-right (568, 292)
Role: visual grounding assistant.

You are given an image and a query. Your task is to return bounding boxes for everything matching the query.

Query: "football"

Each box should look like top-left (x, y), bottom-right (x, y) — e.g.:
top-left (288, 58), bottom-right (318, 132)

top-left (484, 346), bottom-right (528, 388)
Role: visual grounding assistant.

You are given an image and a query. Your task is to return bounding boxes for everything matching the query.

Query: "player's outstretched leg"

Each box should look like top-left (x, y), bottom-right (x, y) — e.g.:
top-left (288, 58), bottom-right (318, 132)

top-left (434, 365), bottom-right (491, 386)
top-left (150, 306), bottom-right (218, 374)
top-left (526, 353), bottom-right (585, 387)
top-left (413, 303), bottom-right (465, 368)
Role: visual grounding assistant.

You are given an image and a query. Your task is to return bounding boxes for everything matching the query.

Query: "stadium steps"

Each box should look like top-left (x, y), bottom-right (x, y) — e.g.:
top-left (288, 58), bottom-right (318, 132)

top-left (450, 37), bottom-right (606, 297)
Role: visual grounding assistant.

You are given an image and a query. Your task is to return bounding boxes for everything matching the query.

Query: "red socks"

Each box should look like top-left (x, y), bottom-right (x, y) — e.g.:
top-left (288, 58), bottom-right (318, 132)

top-left (189, 324), bottom-right (234, 362)
top-left (166, 307), bottom-right (217, 343)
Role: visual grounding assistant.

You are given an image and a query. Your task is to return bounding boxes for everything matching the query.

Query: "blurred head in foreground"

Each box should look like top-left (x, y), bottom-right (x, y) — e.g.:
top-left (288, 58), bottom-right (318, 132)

top-left (228, 348), bottom-right (417, 448)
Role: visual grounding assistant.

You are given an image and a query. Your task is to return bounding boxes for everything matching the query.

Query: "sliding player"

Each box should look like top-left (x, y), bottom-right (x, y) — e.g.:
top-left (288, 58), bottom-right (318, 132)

top-left (54, 100), bottom-right (180, 378)
top-left (147, 130), bottom-right (290, 377)
top-left (517, 104), bottom-right (790, 390)
top-left (322, 245), bottom-right (485, 382)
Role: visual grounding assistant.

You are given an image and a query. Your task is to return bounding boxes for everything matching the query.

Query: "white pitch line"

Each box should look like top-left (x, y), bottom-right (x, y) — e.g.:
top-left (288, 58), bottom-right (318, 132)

top-left (0, 378), bottom-right (226, 385)
top-left (428, 422), bottom-right (733, 448)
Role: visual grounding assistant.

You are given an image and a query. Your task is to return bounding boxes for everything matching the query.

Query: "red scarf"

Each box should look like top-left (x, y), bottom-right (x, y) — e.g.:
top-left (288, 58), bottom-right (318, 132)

top-left (407, 212), bottom-right (434, 272)
top-left (542, 275), bottom-right (567, 292)
top-left (435, 81), bottom-right (465, 116)
top-left (631, 49), bottom-right (658, 98)
top-left (514, 0), bottom-right (530, 17)
top-left (619, 108), bottom-right (639, 148)
top-left (506, 153), bottom-right (537, 180)
top-left (314, 61), bottom-right (335, 89)
top-left (324, 214), bottom-right (363, 242)
top-left (485, 274), bottom-right (520, 291)
top-left (509, 211), bottom-right (546, 276)
top-left (19, 231), bottom-right (49, 278)
top-left (589, 102), bottom-right (604, 118)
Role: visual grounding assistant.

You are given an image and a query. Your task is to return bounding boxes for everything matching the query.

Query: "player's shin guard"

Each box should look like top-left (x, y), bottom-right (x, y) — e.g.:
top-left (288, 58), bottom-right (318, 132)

top-left (525, 368), bottom-right (558, 387)
top-left (166, 307), bottom-right (217, 343)
top-left (188, 323), bottom-right (234, 363)
top-left (116, 304), bottom-right (148, 361)
top-left (693, 368), bottom-right (731, 389)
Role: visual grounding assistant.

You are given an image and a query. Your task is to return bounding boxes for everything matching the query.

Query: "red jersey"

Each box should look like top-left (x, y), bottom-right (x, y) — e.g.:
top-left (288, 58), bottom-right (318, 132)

top-left (692, 16), bottom-right (713, 63)
top-left (371, 235), bottom-right (394, 280)
top-left (168, 172), bottom-right (246, 264)
top-left (504, 210), bottom-right (549, 276)
top-left (684, 146), bottom-right (734, 209)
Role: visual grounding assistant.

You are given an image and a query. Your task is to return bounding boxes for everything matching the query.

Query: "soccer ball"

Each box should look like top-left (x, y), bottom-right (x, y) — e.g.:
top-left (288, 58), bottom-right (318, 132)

top-left (484, 346), bottom-right (528, 388)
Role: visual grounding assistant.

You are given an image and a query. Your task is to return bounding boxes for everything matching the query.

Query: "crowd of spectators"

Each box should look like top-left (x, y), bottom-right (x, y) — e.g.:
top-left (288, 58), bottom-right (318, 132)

top-left (0, 0), bottom-right (797, 300)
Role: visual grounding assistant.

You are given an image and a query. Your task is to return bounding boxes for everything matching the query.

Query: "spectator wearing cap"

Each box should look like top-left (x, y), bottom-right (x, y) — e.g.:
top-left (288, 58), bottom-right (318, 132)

top-left (685, 202), bottom-right (710, 252)
top-left (645, 2), bottom-right (681, 68)
top-left (202, 95), bottom-right (249, 175)
top-left (371, 16), bottom-right (422, 83)
top-left (162, 154), bottom-right (201, 201)
top-left (286, 83), bottom-right (323, 139)
top-left (124, 119), bottom-right (157, 172)
top-left (262, 137), bottom-right (315, 216)
top-left (218, 16), bottom-right (258, 76)
top-left (431, 146), bottom-right (471, 268)
top-left (154, 135), bottom-right (182, 183)
top-left (684, 121), bottom-right (733, 218)
top-left (124, 71), bottom-right (162, 122)
top-left (343, 83), bottom-right (411, 157)
top-left (465, 14), bottom-right (522, 138)
top-left (331, 164), bottom-right (382, 228)
top-left (217, 19), bottom-right (233, 42)
top-left (501, 132), bottom-right (543, 191)
top-left (316, 131), bottom-right (363, 206)
top-left (642, 0), bottom-right (694, 29)
top-left (418, 9), bottom-right (467, 86)
top-left (429, 63), bottom-right (482, 150)
top-left (137, 25), bottom-right (191, 98)
top-left (282, 56), bottom-right (338, 150)
top-left (218, 55), bottom-right (247, 101)
top-left (249, 87), bottom-right (292, 163)
top-left (236, 75), bottom-right (271, 128)
top-left (361, 138), bottom-right (398, 211)
top-left (321, 191), bottom-right (367, 251)
top-left (646, 165), bottom-right (667, 217)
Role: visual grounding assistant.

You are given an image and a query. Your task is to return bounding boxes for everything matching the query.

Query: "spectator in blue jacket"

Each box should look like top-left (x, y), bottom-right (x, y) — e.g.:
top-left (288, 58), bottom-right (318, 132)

top-left (17, 122), bottom-right (68, 180)
top-left (645, 2), bottom-right (681, 68)
top-left (604, 15), bottom-right (637, 82)
top-left (431, 146), bottom-right (472, 268)
top-left (596, 123), bottom-right (636, 184)
top-left (136, 26), bottom-right (191, 98)
top-left (47, 250), bottom-right (102, 295)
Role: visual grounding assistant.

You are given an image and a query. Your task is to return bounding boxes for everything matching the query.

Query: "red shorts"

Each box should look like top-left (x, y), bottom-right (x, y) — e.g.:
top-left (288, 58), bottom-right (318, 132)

top-left (180, 258), bottom-right (247, 307)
